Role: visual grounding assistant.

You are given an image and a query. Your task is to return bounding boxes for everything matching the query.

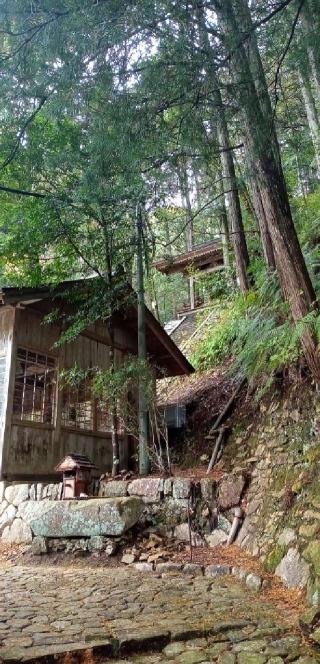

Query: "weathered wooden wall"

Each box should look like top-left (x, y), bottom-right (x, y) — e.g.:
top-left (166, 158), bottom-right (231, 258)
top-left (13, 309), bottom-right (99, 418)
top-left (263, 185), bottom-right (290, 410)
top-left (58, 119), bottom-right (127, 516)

top-left (0, 307), bottom-right (15, 479)
top-left (1, 304), bottom-right (132, 480)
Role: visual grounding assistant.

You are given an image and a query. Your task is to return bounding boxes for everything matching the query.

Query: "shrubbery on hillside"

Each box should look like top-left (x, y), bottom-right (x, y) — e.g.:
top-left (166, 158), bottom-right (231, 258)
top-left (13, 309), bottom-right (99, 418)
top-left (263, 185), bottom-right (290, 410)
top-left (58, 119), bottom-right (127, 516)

top-left (192, 193), bottom-right (320, 393)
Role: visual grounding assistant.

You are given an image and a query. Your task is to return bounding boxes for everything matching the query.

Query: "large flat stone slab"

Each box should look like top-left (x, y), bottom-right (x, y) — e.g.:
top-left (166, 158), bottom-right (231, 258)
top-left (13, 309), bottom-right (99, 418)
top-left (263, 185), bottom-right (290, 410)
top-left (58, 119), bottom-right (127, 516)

top-left (20, 497), bottom-right (143, 537)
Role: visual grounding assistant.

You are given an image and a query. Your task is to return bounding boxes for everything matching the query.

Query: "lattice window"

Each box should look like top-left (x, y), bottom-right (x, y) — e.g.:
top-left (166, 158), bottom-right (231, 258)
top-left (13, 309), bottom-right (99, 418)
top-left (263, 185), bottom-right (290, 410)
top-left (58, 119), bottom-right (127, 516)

top-left (96, 399), bottom-right (112, 433)
top-left (61, 380), bottom-right (123, 433)
top-left (61, 381), bottom-right (93, 431)
top-left (13, 348), bottom-right (57, 424)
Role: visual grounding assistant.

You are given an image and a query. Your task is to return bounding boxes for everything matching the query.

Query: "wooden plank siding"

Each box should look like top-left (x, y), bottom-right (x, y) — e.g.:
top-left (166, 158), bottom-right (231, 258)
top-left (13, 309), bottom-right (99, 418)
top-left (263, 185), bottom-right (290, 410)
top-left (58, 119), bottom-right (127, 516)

top-left (1, 305), bottom-right (131, 480)
top-left (0, 307), bottom-right (16, 480)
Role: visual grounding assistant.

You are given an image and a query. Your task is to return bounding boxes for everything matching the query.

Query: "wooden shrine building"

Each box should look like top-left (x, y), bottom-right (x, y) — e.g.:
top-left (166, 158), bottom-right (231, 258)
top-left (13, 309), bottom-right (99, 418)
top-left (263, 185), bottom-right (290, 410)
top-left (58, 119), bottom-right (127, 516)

top-left (154, 240), bottom-right (224, 278)
top-left (0, 280), bottom-right (193, 481)
top-left (154, 240), bottom-right (224, 312)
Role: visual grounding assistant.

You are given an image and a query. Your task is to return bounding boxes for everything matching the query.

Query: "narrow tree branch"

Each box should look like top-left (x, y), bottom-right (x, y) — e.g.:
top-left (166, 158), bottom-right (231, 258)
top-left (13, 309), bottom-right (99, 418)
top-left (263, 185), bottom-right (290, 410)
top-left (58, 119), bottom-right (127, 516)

top-left (0, 96), bottom-right (49, 172)
top-left (272, 0), bottom-right (306, 118)
top-left (0, 184), bottom-right (47, 198)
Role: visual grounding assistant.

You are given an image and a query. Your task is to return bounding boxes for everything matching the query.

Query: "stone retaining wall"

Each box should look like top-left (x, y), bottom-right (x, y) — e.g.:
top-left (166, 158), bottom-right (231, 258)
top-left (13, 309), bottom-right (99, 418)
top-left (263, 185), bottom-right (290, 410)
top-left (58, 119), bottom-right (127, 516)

top-left (98, 474), bottom-right (246, 548)
top-left (0, 472), bottom-right (246, 547)
top-left (220, 383), bottom-right (320, 607)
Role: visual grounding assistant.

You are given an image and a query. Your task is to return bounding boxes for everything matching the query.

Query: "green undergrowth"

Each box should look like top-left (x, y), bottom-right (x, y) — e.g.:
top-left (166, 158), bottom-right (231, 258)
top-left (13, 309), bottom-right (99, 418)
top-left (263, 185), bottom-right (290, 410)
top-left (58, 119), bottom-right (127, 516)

top-left (190, 188), bottom-right (320, 395)
top-left (191, 281), bottom-right (303, 395)
top-left (191, 268), bottom-right (319, 398)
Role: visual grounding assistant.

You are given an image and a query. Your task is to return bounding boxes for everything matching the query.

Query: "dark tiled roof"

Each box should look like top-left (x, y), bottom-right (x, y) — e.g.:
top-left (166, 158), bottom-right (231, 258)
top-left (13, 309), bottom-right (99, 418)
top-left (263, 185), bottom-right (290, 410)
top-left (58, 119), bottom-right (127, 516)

top-left (153, 240), bottom-right (223, 275)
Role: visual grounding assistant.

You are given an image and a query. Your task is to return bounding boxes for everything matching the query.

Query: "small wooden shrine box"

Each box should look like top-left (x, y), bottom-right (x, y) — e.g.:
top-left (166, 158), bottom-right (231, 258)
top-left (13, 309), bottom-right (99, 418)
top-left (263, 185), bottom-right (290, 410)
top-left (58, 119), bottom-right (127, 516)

top-left (56, 453), bottom-right (96, 499)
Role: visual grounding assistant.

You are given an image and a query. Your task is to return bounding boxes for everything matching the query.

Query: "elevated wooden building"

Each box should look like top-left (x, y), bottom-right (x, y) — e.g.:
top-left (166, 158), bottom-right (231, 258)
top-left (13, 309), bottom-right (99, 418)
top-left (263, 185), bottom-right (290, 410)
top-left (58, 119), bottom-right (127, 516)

top-left (154, 240), bottom-right (224, 278)
top-left (154, 240), bottom-right (224, 313)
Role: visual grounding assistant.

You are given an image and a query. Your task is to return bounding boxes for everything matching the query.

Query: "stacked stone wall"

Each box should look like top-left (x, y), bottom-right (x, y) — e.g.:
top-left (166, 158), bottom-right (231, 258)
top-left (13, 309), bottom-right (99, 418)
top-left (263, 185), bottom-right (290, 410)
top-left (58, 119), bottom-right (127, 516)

top-left (99, 474), bottom-right (245, 537)
top-left (0, 481), bottom-right (62, 544)
top-left (0, 472), bottom-right (246, 548)
top-left (221, 383), bottom-right (320, 606)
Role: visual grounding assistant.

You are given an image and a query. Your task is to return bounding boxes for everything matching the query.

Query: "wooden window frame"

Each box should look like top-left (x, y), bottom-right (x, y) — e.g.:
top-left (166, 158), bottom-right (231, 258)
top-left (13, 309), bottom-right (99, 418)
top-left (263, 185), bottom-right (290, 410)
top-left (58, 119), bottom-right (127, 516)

top-left (61, 377), bottom-right (124, 435)
top-left (12, 347), bottom-right (57, 426)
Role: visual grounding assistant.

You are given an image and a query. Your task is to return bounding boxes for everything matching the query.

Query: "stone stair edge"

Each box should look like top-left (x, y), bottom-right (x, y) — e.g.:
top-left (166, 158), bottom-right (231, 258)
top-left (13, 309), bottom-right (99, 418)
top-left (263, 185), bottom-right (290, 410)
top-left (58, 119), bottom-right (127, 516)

top-left (7, 607), bottom-right (261, 664)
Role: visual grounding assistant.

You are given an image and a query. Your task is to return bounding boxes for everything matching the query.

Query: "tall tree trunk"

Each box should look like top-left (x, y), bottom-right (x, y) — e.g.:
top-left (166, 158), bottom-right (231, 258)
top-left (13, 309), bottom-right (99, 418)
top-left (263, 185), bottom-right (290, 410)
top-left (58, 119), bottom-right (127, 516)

top-left (294, 149), bottom-right (310, 197)
top-left (218, 123), bottom-right (251, 294)
top-left (193, 165), bottom-right (202, 209)
top-left (233, 0), bottom-right (279, 155)
top-left (237, 144), bottom-right (276, 271)
top-left (102, 220), bottom-right (120, 477)
top-left (233, 0), bottom-right (277, 271)
top-left (300, 0), bottom-right (320, 109)
top-left (218, 184), bottom-right (235, 290)
top-left (219, 193), bottom-right (231, 273)
top-left (109, 326), bottom-right (120, 477)
top-left (213, 0), bottom-right (320, 380)
top-left (299, 66), bottom-right (320, 177)
top-left (136, 204), bottom-right (150, 476)
top-left (164, 214), bottom-right (173, 258)
top-left (196, 6), bottom-right (251, 294)
top-left (250, 178), bottom-right (276, 271)
top-left (177, 164), bottom-right (196, 309)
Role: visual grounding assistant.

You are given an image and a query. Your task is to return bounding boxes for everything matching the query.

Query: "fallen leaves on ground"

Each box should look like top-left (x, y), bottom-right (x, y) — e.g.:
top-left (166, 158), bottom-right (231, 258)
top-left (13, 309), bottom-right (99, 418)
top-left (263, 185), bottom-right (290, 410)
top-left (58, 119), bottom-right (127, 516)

top-left (122, 532), bottom-right (184, 565)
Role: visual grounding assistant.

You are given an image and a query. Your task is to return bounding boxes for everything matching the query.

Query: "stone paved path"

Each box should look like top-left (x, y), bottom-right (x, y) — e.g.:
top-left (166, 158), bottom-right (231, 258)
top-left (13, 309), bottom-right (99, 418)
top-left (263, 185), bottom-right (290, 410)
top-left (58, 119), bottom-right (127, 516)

top-left (0, 564), bottom-right (318, 663)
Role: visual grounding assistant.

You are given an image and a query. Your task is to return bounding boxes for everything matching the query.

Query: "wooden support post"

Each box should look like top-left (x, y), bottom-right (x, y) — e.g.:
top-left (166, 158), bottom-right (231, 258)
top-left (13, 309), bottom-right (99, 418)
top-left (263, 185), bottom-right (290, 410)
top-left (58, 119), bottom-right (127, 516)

top-left (207, 427), bottom-right (225, 474)
top-left (206, 377), bottom-right (246, 474)
top-left (136, 203), bottom-right (150, 476)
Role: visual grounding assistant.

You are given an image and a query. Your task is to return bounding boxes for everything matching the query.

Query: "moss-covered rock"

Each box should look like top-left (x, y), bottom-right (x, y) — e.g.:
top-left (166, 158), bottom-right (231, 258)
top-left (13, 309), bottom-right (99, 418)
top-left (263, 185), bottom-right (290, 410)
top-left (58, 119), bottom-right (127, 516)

top-left (303, 542), bottom-right (320, 576)
top-left (264, 544), bottom-right (286, 573)
top-left (299, 523), bottom-right (319, 538)
top-left (307, 576), bottom-right (320, 607)
top-left (299, 606), bottom-right (320, 632)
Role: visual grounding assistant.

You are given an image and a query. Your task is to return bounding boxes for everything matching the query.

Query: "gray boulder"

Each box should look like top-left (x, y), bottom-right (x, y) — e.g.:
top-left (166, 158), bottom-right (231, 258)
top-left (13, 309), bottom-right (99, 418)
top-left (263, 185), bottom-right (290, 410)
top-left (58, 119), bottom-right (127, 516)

top-left (0, 504), bottom-right (16, 533)
top-left (205, 564), bottom-right (231, 577)
top-left (149, 497), bottom-right (189, 528)
top-left (22, 497), bottom-right (143, 537)
top-left (218, 514), bottom-right (232, 533)
top-left (174, 522), bottom-right (204, 546)
top-left (205, 529), bottom-right (228, 547)
top-left (31, 536), bottom-right (47, 555)
top-left (218, 475), bottom-right (245, 510)
top-left (4, 484), bottom-right (29, 506)
top-left (99, 480), bottom-right (128, 498)
top-left (0, 500), bottom-right (9, 517)
top-left (99, 497), bottom-right (143, 534)
top-left (128, 478), bottom-right (163, 502)
top-left (200, 478), bottom-right (216, 503)
top-left (245, 573), bottom-right (262, 591)
top-left (277, 528), bottom-right (296, 546)
top-left (2, 518), bottom-right (32, 544)
top-left (275, 547), bottom-right (310, 589)
top-left (172, 478), bottom-right (192, 499)
top-left (42, 483), bottom-right (61, 500)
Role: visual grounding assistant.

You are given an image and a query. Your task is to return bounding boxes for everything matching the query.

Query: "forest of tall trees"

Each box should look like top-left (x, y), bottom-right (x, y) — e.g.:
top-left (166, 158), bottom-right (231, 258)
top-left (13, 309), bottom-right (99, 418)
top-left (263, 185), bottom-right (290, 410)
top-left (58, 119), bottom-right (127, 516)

top-left (0, 0), bottom-right (319, 385)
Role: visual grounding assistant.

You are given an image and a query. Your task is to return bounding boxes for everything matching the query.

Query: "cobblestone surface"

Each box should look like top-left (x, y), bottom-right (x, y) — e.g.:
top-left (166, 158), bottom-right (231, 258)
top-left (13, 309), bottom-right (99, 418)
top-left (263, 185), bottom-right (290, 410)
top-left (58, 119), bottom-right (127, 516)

top-left (0, 564), bottom-right (318, 663)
